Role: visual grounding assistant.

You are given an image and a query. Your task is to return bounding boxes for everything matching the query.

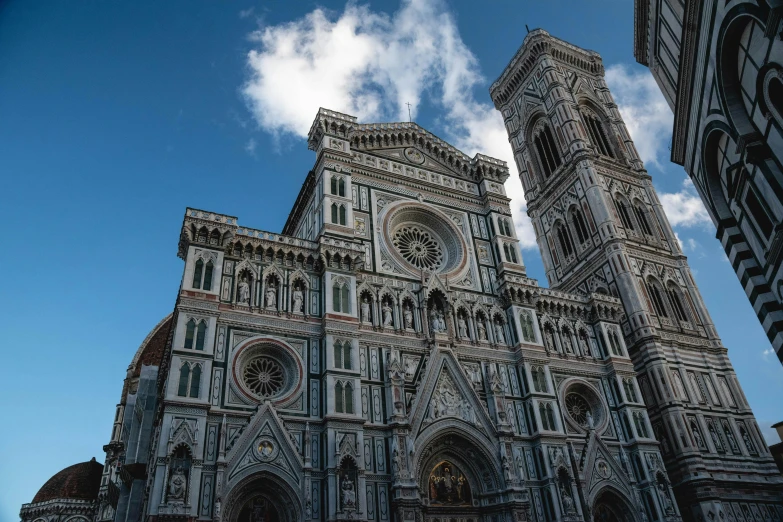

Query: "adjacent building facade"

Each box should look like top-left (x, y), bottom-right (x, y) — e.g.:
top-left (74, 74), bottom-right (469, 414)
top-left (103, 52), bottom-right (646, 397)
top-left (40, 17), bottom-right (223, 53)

top-left (490, 28), bottom-right (783, 521)
top-left (634, 0), bottom-right (783, 364)
top-left (19, 28), bottom-right (783, 522)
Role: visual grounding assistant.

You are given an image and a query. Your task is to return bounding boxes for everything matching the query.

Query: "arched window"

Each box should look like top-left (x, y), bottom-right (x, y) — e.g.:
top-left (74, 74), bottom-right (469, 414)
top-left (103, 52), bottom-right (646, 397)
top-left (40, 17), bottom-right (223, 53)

top-left (189, 364), bottom-right (201, 398)
top-left (555, 222), bottom-right (574, 259)
top-left (503, 243), bottom-right (518, 263)
top-left (343, 342), bottom-right (352, 370)
top-left (633, 202), bottom-right (654, 236)
top-left (332, 279), bottom-right (350, 313)
top-left (331, 176), bottom-right (338, 195)
top-left (344, 382), bottom-right (354, 413)
top-left (634, 412), bottom-right (649, 438)
top-left (645, 279), bottom-right (669, 318)
top-left (335, 382), bottom-right (344, 412)
top-left (666, 284), bottom-right (690, 322)
top-left (614, 197), bottom-right (635, 231)
top-left (582, 111), bottom-right (614, 158)
top-left (334, 340), bottom-right (343, 369)
top-left (339, 204), bottom-right (347, 226)
top-left (624, 379), bottom-right (638, 403)
top-left (538, 403), bottom-right (549, 430)
top-left (195, 321), bottom-right (206, 350)
top-left (335, 381), bottom-right (354, 414)
top-left (622, 412), bottom-right (634, 440)
top-left (192, 259), bottom-right (204, 289)
top-left (528, 403), bottom-right (538, 432)
top-left (570, 207), bottom-right (590, 245)
top-left (545, 403), bottom-right (557, 431)
top-left (202, 261), bottom-right (213, 291)
top-left (607, 328), bottom-right (621, 356)
top-left (184, 319), bottom-right (195, 349)
top-left (177, 363), bottom-right (190, 397)
top-left (767, 72), bottom-right (783, 124)
top-left (532, 121), bottom-right (562, 178)
top-left (331, 203), bottom-right (338, 224)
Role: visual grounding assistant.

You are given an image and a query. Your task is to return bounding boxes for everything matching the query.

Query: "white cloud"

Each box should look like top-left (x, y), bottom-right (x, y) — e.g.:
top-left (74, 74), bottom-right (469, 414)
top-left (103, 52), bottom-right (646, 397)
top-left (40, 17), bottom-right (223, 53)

top-left (241, 0), bottom-right (537, 249)
top-left (239, 7), bottom-right (255, 19)
top-left (244, 138), bottom-right (257, 156)
top-left (605, 64), bottom-right (674, 170)
top-left (658, 178), bottom-right (712, 228)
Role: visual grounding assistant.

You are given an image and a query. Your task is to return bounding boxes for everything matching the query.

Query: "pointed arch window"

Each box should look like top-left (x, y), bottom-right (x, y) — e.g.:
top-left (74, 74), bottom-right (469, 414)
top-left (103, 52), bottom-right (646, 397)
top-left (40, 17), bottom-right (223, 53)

top-left (570, 207), bottom-right (590, 244)
top-left (330, 175), bottom-right (346, 197)
top-left (331, 202), bottom-right (347, 225)
top-left (335, 381), bottom-right (354, 414)
top-left (332, 279), bottom-right (350, 313)
top-left (339, 204), bottom-right (347, 225)
top-left (633, 412), bottom-right (649, 438)
top-left (177, 362), bottom-right (201, 398)
top-left (192, 259), bottom-right (204, 289)
top-left (532, 122), bottom-right (562, 178)
top-left (667, 285), bottom-right (689, 322)
top-left (195, 321), bottom-right (206, 350)
top-left (614, 197), bottom-right (635, 230)
top-left (623, 379), bottom-right (638, 403)
top-left (645, 279), bottom-right (669, 318)
top-left (608, 329), bottom-right (622, 356)
top-left (184, 319), bottom-right (196, 349)
top-left (582, 111), bottom-right (614, 158)
top-left (202, 261), bottom-right (213, 291)
top-left (334, 339), bottom-right (352, 370)
top-left (555, 222), bottom-right (574, 260)
top-left (633, 203), bottom-right (653, 236)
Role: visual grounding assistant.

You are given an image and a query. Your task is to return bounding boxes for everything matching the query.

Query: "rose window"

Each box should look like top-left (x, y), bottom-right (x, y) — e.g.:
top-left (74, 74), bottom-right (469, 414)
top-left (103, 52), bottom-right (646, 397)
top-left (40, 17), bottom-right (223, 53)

top-left (392, 226), bottom-right (444, 270)
top-left (243, 356), bottom-right (285, 397)
top-left (565, 393), bottom-right (591, 427)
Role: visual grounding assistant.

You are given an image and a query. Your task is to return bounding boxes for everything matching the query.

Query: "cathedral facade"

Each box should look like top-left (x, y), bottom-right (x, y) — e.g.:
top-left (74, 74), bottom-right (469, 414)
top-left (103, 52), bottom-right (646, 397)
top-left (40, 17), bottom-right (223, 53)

top-left (634, 0), bottom-right (783, 365)
top-left (19, 30), bottom-right (783, 522)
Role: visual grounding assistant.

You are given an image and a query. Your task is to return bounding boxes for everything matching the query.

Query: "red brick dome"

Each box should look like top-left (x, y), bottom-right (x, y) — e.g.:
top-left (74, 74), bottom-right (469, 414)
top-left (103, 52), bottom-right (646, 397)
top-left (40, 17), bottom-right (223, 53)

top-left (32, 458), bottom-right (103, 503)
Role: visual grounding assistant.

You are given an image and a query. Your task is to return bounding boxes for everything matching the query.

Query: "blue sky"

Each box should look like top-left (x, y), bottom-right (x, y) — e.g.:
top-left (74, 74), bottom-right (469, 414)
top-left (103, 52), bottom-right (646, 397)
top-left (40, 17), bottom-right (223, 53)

top-left (1, 1), bottom-right (781, 520)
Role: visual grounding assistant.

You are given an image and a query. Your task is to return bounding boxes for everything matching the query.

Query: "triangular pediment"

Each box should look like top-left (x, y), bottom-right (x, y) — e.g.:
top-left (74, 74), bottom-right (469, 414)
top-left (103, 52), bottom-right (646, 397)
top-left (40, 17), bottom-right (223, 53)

top-left (409, 348), bottom-right (497, 440)
top-left (581, 431), bottom-right (633, 499)
top-left (361, 147), bottom-right (463, 178)
top-left (225, 402), bottom-right (304, 490)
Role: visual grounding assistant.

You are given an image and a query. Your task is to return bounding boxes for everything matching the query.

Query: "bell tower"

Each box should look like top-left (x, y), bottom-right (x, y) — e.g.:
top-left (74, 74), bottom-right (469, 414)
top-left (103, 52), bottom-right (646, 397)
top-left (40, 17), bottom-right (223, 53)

top-left (491, 30), bottom-right (783, 520)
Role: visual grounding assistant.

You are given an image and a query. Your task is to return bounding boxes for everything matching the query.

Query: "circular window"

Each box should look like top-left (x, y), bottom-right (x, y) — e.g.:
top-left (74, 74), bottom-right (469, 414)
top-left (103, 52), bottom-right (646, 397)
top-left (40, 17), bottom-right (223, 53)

top-left (232, 339), bottom-right (303, 403)
top-left (561, 380), bottom-right (606, 431)
top-left (565, 393), bottom-right (591, 427)
top-left (392, 225), bottom-right (444, 270)
top-left (243, 356), bottom-right (285, 397)
top-left (381, 202), bottom-right (468, 277)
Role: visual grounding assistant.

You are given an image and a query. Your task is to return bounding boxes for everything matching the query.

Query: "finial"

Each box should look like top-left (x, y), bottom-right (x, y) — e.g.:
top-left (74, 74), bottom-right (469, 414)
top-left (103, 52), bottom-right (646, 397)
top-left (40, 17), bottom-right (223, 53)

top-left (525, 25), bottom-right (530, 34)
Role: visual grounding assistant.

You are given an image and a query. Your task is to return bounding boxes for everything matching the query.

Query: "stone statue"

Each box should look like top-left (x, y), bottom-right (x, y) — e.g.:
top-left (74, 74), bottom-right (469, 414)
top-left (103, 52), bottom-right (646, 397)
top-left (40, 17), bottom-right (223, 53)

top-left (458, 316), bottom-right (468, 338)
top-left (494, 322), bottom-right (505, 344)
top-left (579, 335), bottom-right (590, 356)
top-left (560, 485), bottom-right (576, 514)
top-left (382, 302), bottom-right (393, 327)
top-left (392, 449), bottom-right (402, 476)
top-left (403, 305), bottom-right (413, 329)
top-left (520, 312), bottom-right (535, 342)
top-left (692, 423), bottom-right (704, 448)
top-left (436, 310), bottom-right (446, 332)
top-left (168, 467), bottom-right (186, 502)
top-left (502, 456), bottom-right (513, 481)
top-left (544, 329), bottom-right (555, 351)
top-left (477, 320), bottom-right (487, 341)
top-left (657, 482), bottom-right (674, 514)
top-left (214, 498), bottom-right (221, 519)
top-left (361, 298), bottom-right (371, 323)
top-left (430, 307), bottom-right (446, 333)
top-left (238, 280), bottom-right (250, 304)
top-left (341, 477), bottom-right (356, 509)
top-left (292, 287), bottom-right (303, 313)
top-left (265, 283), bottom-right (277, 308)
top-left (585, 410), bottom-right (594, 430)
top-left (561, 333), bottom-right (573, 353)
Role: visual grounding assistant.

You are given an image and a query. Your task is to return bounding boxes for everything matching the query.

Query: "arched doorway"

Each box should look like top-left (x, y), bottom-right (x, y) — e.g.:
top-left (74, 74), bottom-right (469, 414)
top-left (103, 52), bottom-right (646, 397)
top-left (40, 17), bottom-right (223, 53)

top-left (592, 489), bottom-right (637, 522)
top-left (415, 432), bottom-right (502, 521)
top-left (223, 473), bottom-right (302, 522)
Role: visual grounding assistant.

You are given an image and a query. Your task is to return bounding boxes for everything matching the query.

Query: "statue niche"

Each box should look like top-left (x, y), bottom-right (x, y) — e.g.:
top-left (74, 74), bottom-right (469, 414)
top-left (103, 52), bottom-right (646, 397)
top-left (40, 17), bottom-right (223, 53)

top-left (428, 460), bottom-right (472, 506)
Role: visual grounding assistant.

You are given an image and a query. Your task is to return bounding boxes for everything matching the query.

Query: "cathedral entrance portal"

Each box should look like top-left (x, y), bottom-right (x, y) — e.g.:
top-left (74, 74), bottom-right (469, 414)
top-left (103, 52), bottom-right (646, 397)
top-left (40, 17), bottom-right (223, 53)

top-left (222, 473), bottom-right (301, 522)
top-left (592, 489), bottom-right (637, 522)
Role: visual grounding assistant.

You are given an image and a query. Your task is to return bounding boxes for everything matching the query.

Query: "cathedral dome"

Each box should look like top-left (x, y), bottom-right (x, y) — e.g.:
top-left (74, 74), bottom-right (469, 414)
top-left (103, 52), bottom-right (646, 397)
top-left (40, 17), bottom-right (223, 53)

top-left (32, 458), bottom-right (103, 503)
top-left (129, 314), bottom-right (173, 378)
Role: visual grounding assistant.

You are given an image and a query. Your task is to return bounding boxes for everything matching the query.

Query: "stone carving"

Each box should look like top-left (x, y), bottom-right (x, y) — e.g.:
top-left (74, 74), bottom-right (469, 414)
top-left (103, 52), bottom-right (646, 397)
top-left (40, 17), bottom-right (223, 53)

top-left (361, 298), bottom-right (371, 324)
top-left (238, 280), bottom-right (250, 304)
top-left (221, 278), bottom-right (231, 300)
top-left (292, 286), bottom-right (303, 313)
top-left (429, 307), bottom-right (446, 334)
top-left (429, 461), bottom-right (471, 505)
top-left (457, 316), bottom-right (469, 338)
top-left (520, 311), bottom-right (536, 342)
top-left (265, 283), bottom-right (277, 309)
top-left (657, 481), bottom-right (675, 514)
top-left (494, 321), bottom-right (506, 345)
top-left (403, 356), bottom-right (418, 381)
top-left (426, 371), bottom-right (477, 425)
top-left (560, 487), bottom-right (576, 515)
top-left (382, 302), bottom-right (393, 327)
top-left (341, 477), bottom-right (356, 509)
top-left (403, 304), bottom-right (414, 329)
top-left (544, 328), bottom-right (555, 352)
top-left (477, 319), bottom-right (487, 341)
top-left (168, 467), bottom-right (187, 502)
